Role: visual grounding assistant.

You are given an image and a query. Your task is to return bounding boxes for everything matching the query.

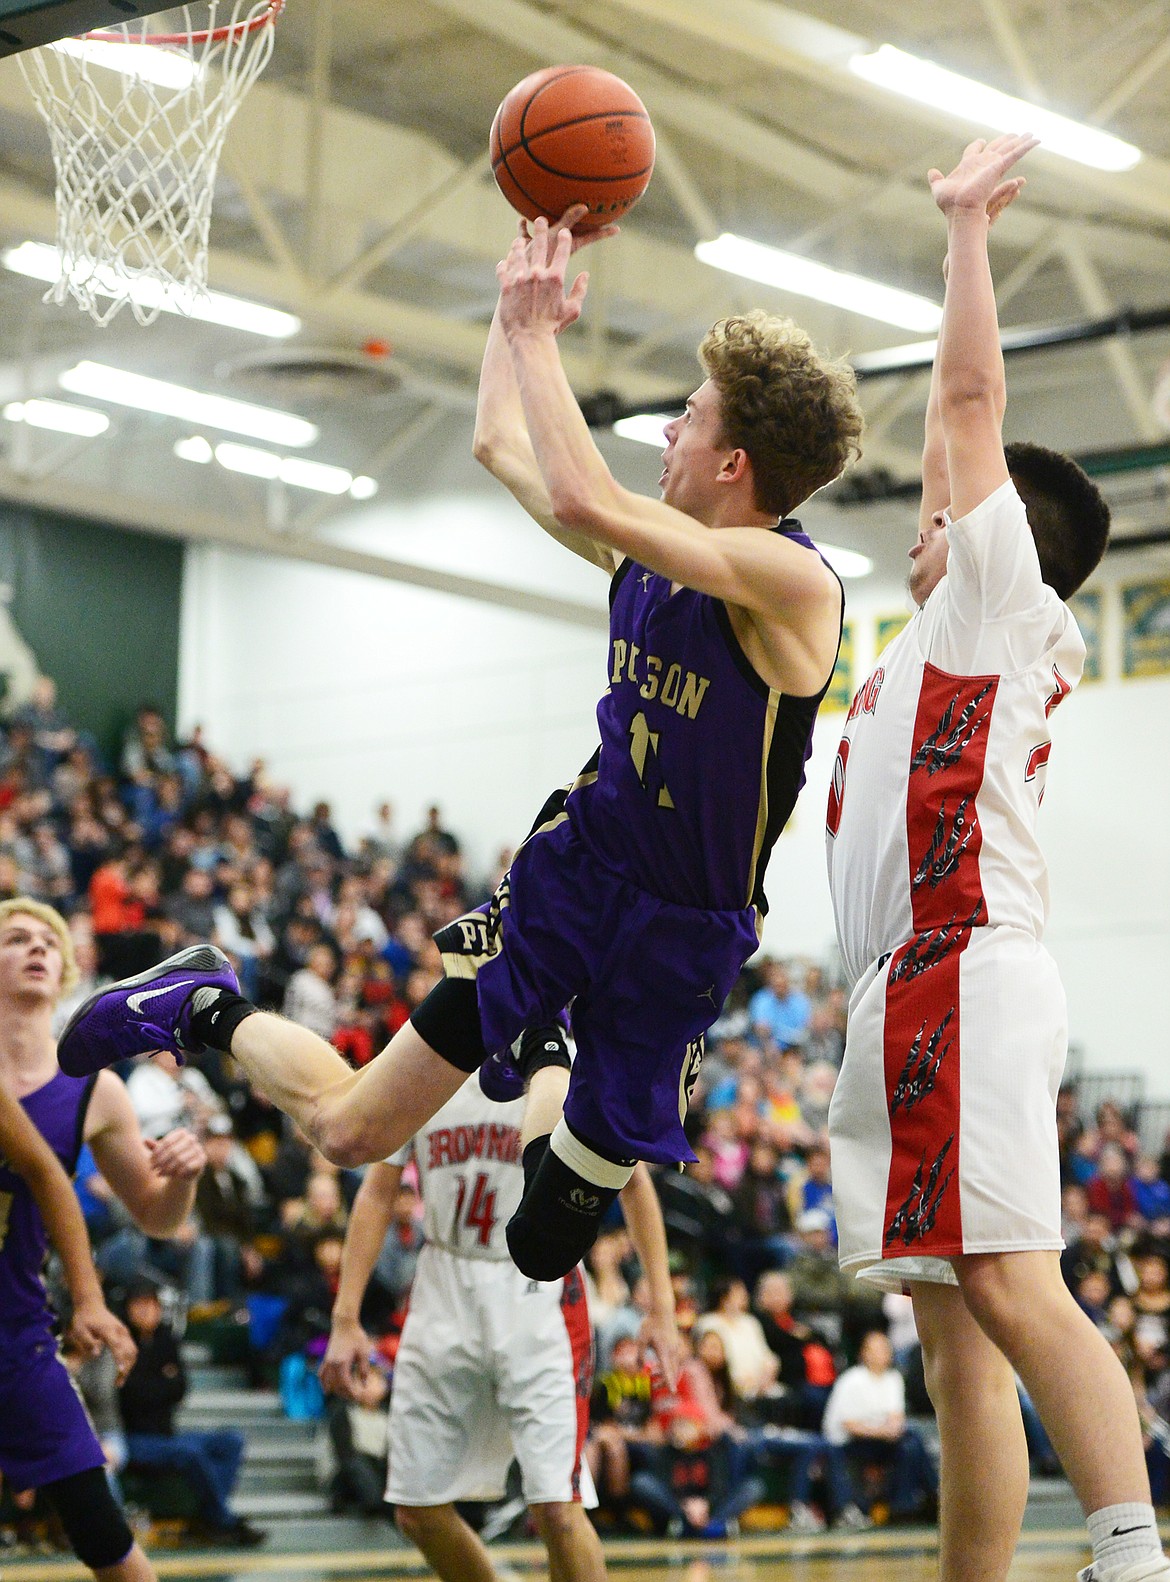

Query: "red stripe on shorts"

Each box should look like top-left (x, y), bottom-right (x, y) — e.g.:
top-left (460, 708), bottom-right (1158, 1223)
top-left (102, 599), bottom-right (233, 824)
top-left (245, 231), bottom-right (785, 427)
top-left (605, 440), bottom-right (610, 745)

top-left (880, 664), bottom-right (997, 1257)
top-left (560, 1266), bottom-right (593, 1502)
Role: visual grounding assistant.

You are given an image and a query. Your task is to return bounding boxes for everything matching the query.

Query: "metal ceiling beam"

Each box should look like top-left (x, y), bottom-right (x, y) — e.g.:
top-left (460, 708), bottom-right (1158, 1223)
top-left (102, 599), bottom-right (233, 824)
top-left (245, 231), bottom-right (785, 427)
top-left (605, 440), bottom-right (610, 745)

top-left (598, 0), bottom-right (1170, 226)
top-left (0, 464), bottom-right (610, 628)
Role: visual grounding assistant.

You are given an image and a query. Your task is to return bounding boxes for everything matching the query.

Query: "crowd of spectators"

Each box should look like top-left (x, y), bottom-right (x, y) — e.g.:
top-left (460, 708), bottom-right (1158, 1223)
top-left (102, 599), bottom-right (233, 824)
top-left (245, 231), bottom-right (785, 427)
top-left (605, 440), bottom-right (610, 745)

top-left (3, 678), bottom-right (1169, 1543)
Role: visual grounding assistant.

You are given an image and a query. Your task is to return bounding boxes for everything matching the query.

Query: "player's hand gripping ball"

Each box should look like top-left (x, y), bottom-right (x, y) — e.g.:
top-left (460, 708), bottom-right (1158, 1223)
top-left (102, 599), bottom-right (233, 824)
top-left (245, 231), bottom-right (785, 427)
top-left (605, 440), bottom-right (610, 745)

top-left (491, 64), bottom-right (655, 231)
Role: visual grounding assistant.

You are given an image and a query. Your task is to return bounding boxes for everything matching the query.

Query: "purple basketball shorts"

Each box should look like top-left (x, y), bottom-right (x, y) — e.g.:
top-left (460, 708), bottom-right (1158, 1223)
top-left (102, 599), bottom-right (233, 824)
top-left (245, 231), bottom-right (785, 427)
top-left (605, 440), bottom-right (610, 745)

top-left (0, 1324), bottom-right (105, 1488)
top-left (434, 816), bottom-right (758, 1165)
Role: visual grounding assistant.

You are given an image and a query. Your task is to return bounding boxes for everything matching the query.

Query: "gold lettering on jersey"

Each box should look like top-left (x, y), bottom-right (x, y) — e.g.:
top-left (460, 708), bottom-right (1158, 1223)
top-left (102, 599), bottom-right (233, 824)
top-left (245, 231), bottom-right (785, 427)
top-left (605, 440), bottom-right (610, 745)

top-left (427, 1124), bottom-right (521, 1168)
top-left (0, 1189), bottom-right (13, 1252)
top-left (609, 639), bottom-right (710, 719)
top-left (676, 672), bottom-right (710, 720)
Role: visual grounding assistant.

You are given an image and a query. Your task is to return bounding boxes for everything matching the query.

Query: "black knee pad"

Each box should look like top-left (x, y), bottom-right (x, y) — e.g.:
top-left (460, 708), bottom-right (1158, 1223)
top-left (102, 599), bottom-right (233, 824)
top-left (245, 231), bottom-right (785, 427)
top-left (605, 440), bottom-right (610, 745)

top-left (409, 976), bottom-right (488, 1074)
top-left (44, 1465), bottom-right (134, 1571)
top-left (506, 1128), bottom-right (631, 1282)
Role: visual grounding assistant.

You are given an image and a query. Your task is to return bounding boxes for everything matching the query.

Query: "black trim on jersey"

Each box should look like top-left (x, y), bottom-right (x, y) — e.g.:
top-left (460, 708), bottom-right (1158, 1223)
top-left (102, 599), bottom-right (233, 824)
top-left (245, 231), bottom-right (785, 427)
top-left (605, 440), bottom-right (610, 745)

top-left (69, 1074), bottom-right (98, 1175)
top-left (713, 600), bottom-right (772, 699)
top-left (747, 547), bottom-right (846, 917)
top-left (609, 557), bottom-right (635, 610)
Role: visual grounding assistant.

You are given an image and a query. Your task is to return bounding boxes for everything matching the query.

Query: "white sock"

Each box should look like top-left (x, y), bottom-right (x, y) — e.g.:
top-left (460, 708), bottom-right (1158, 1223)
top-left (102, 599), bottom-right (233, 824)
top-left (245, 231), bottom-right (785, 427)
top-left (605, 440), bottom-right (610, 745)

top-left (1087, 1503), bottom-right (1163, 1576)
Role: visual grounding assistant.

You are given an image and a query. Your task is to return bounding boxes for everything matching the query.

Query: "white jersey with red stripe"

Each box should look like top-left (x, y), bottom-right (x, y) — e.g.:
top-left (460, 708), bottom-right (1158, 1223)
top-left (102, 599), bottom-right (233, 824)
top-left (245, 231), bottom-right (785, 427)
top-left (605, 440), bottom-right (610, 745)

top-left (385, 1077), bottom-right (596, 1506)
top-left (826, 481), bottom-right (1085, 1286)
top-left (389, 1078), bottom-right (525, 1260)
top-left (826, 479), bottom-right (1084, 988)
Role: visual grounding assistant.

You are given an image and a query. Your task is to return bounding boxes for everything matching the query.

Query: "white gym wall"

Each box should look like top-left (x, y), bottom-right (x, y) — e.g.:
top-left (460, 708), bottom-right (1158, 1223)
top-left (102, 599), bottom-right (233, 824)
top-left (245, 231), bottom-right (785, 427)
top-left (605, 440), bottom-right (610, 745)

top-left (177, 494), bottom-right (1170, 1095)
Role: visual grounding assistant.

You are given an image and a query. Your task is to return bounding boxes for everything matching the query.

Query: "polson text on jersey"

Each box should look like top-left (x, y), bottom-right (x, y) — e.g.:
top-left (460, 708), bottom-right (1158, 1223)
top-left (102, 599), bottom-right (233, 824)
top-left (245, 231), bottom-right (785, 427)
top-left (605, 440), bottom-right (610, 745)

top-left (609, 640), bottom-right (711, 719)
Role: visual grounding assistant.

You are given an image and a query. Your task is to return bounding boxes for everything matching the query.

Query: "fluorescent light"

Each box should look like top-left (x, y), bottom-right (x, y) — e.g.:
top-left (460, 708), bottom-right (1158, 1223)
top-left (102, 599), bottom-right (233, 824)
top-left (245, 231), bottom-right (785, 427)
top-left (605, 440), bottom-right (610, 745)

top-left (816, 542), bottom-right (872, 579)
top-left (3, 398), bottom-right (109, 437)
top-left (174, 435), bottom-right (213, 463)
top-left (50, 35), bottom-right (199, 90)
top-left (176, 437), bottom-right (360, 496)
top-left (59, 362), bottom-right (317, 448)
top-left (216, 441), bottom-right (281, 480)
top-left (2, 242), bottom-right (300, 338)
top-left (695, 234), bottom-right (942, 333)
top-left (613, 413), bottom-right (673, 447)
top-left (349, 475), bottom-right (378, 500)
top-left (849, 45), bottom-right (1141, 173)
top-left (280, 456), bottom-right (351, 495)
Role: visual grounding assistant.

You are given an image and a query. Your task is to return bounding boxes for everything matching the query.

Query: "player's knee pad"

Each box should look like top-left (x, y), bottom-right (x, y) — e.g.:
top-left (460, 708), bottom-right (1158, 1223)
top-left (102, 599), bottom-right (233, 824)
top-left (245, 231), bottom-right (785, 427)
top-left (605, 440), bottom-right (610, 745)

top-left (506, 1118), bottom-right (634, 1282)
top-left (44, 1466), bottom-right (134, 1571)
top-left (409, 976), bottom-right (488, 1074)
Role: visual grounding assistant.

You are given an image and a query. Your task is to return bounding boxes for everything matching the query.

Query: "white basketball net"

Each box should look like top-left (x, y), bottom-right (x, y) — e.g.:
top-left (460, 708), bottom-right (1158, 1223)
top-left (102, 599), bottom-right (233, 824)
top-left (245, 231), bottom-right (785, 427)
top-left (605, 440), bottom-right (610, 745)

top-left (18, 1), bottom-right (281, 326)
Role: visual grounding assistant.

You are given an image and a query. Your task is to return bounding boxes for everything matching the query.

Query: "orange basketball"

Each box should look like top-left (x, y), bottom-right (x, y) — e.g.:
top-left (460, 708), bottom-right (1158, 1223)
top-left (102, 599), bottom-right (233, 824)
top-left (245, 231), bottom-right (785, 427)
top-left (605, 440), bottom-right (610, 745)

top-left (490, 65), bottom-right (655, 231)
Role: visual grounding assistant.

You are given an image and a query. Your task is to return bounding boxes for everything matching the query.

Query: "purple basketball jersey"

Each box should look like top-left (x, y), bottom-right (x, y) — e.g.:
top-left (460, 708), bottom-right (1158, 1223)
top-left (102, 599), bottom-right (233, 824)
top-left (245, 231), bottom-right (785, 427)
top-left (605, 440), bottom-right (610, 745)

top-left (568, 528), bottom-right (838, 913)
top-left (0, 1070), bottom-right (106, 1490)
top-left (0, 1070), bottom-right (95, 1330)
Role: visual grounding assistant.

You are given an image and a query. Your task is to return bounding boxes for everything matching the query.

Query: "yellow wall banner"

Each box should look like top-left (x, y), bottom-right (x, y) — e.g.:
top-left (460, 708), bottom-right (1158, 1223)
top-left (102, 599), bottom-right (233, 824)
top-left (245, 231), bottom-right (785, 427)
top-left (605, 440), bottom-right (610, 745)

top-left (823, 621), bottom-right (854, 712)
top-left (1122, 580), bottom-right (1170, 678)
top-left (876, 612), bottom-right (910, 656)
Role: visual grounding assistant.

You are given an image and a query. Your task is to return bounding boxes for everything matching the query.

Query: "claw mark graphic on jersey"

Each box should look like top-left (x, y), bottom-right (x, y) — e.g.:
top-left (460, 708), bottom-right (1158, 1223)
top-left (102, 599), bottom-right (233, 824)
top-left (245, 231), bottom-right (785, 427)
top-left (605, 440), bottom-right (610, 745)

top-left (885, 1135), bottom-right (956, 1247)
top-left (912, 797), bottom-right (978, 891)
top-left (890, 1010), bottom-right (954, 1115)
top-left (888, 905), bottom-right (984, 983)
top-left (910, 682), bottom-right (995, 776)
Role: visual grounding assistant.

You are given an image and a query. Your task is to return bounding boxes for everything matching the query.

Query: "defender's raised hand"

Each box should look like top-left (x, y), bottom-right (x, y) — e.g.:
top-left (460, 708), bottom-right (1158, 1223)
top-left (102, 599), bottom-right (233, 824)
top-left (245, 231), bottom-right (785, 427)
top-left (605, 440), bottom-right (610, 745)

top-left (928, 132), bottom-right (1039, 218)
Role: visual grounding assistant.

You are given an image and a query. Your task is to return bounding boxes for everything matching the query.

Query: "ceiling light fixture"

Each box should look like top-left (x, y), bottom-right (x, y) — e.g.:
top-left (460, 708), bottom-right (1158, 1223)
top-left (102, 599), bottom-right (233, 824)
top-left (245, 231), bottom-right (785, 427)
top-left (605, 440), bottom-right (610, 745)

top-left (2, 242), bottom-right (300, 338)
top-left (59, 362), bottom-right (317, 448)
top-left (816, 542), bottom-right (873, 579)
top-left (174, 435), bottom-right (376, 499)
top-left (695, 234), bottom-right (942, 333)
top-left (613, 413), bottom-right (674, 446)
top-left (50, 34), bottom-right (199, 90)
top-left (848, 45), bottom-right (1141, 172)
top-left (3, 397), bottom-right (110, 437)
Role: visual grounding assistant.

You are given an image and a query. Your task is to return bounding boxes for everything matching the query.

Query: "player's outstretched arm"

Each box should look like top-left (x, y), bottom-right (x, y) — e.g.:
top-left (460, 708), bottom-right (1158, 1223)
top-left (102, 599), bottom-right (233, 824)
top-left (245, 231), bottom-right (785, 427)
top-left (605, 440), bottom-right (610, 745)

top-left (920, 174), bottom-right (1024, 539)
top-left (84, 1070), bottom-right (204, 1238)
top-left (321, 1161), bottom-right (401, 1399)
top-left (929, 134), bottom-right (1037, 521)
top-left (619, 1162), bottom-right (682, 1390)
top-left (0, 1083), bottom-right (136, 1381)
top-left (475, 206), bottom-right (617, 574)
top-left (500, 220), bottom-right (840, 689)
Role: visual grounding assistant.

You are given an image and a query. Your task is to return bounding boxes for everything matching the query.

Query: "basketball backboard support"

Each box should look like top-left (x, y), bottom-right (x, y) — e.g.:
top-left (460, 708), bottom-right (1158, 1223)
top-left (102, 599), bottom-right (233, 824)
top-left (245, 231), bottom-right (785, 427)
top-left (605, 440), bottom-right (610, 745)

top-left (0, 0), bottom-right (163, 56)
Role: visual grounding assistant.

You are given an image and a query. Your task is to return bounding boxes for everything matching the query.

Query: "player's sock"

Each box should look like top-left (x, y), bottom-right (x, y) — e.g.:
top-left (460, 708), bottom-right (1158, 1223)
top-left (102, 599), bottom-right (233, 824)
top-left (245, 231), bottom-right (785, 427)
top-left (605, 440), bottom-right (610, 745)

top-left (1085, 1504), bottom-right (1165, 1578)
top-left (514, 1021), bottom-right (572, 1081)
top-left (187, 987), bottom-right (259, 1053)
top-left (507, 1119), bottom-right (634, 1281)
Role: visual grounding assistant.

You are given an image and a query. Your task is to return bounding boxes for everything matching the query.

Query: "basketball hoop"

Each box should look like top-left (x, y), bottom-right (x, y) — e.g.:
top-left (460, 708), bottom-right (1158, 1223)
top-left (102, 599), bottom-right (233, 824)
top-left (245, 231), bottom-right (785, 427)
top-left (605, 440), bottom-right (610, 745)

top-left (18, 1), bottom-right (283, 326)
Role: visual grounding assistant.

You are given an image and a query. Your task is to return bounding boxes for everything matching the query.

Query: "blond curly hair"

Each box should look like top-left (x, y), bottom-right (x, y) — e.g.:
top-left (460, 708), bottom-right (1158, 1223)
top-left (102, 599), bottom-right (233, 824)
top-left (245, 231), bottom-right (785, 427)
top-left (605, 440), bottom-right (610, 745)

top-left (699, 311), bottom-right (864, 518)
top-left (0, 897), bottom-right (79, 996)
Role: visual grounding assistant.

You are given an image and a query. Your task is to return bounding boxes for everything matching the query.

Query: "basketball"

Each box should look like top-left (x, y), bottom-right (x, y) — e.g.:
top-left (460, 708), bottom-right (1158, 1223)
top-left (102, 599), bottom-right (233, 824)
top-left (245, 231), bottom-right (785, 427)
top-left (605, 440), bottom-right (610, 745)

top-left (490, 64), bottom-right (655, 231)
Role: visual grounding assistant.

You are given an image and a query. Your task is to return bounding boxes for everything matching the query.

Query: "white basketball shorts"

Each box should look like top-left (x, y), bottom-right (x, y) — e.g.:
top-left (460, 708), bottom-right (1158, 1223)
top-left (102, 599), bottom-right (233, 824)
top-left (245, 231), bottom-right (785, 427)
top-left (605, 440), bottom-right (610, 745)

top-left (829, 925), bottom-right (1067, 1292)
top-left (384, 1243), bottom-right (597, 1507)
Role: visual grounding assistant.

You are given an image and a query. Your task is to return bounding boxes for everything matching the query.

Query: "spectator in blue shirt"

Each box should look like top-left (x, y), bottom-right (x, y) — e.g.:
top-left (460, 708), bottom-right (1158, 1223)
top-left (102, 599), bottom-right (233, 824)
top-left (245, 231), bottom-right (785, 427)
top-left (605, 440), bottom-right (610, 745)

top-left (748, 961), bottom-right (811, 1052)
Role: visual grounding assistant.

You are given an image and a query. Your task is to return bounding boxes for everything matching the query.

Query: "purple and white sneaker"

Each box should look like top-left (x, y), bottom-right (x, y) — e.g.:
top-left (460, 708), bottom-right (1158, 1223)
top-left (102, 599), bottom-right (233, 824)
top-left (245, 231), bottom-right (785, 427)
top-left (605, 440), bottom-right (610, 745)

top-left (57, 945), bottom-right (240, 1077)
top-left (477, 1048), bottom-right (526, 1104)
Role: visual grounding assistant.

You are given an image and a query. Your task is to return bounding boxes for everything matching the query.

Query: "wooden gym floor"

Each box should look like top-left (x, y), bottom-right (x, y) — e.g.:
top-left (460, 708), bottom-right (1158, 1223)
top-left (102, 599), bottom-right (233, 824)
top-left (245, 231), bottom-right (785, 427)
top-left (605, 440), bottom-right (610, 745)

top-left (0, 1522), bottom-right (1121, 1582)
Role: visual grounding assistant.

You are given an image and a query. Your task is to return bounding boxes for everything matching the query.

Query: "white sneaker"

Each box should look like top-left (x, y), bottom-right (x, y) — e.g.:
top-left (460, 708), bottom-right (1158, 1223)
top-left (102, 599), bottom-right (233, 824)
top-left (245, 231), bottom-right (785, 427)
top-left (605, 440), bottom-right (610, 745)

top-left (832, 1503), bottom-right (873, 1532)
top-left (788, 1501), bottom-right (826, 1534)
top-left (1078, 1558), bottom-right (1170, 1582)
